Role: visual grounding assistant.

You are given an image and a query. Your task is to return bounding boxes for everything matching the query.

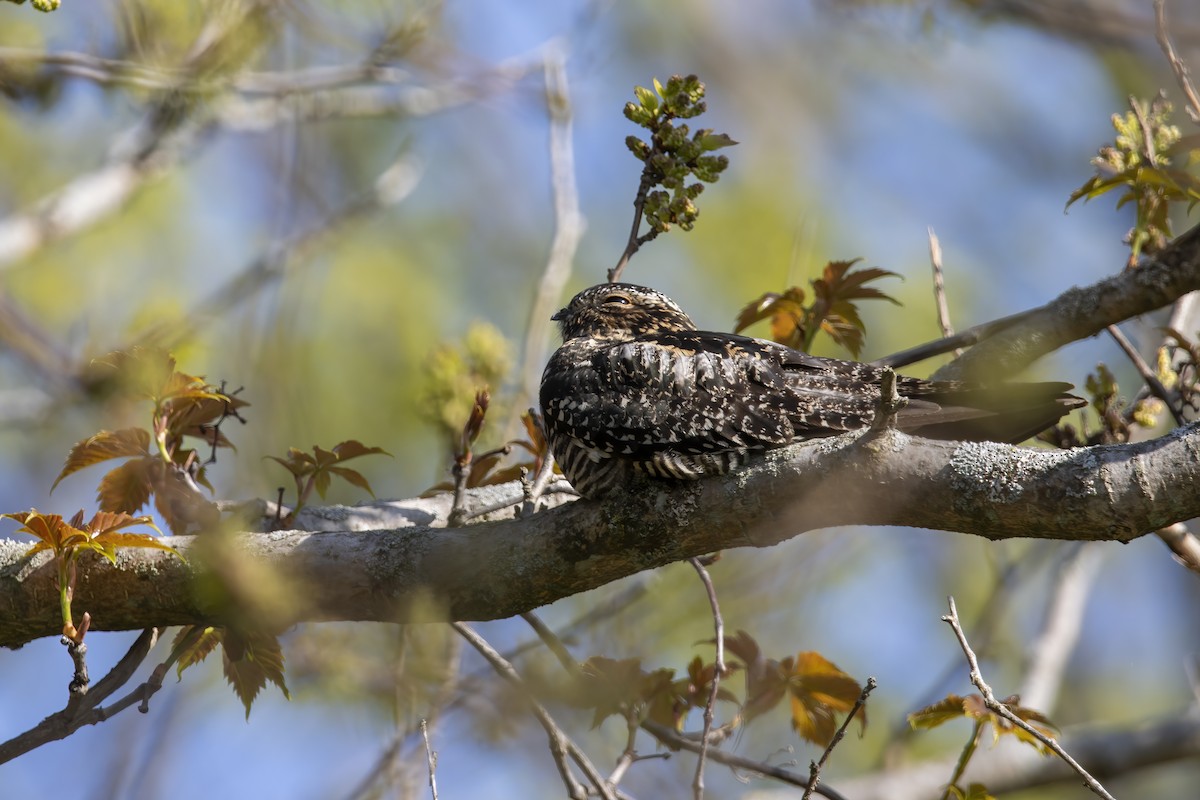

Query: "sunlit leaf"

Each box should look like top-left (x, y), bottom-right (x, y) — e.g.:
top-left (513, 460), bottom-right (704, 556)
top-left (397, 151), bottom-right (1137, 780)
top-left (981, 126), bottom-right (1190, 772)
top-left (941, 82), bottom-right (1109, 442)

top-left (787, 651), bottom-right (865, 746)
top-left (908, 694), bottom-right (974, 730)
top-left (52, 428), bottom-right (151, 492)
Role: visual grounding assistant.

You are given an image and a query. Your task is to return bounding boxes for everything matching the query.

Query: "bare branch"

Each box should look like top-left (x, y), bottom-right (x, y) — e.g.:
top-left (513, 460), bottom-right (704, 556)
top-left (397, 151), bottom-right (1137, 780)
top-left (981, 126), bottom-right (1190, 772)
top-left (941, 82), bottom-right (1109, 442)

top-left (838, 708), bottom-right (1200, 800)
top-left (0, 627), bottom-right (159, 764)
top-left (688, 556), bottom-right (726, 800)
top-left (942, 596), bottom-right (1116, 800)
top-left (420, 719), bottom-right (439, 800)
top-left (803, 678), bottom-right (876, 800)
top-left (1155, 0), bottom-right (1200, 123)
top-left (1106, 324), bottom-right (1186, 425)
top-left (4, 423), bottom-right (1200, 647)
top-left (927, 227), bottom-right (961, 355)
top-left (872, 221), bottom-right (1200, 378)
top-left (1018, 545), bottom-right (1105, 711)
top-left (640, 719), bottom-right (850, 800)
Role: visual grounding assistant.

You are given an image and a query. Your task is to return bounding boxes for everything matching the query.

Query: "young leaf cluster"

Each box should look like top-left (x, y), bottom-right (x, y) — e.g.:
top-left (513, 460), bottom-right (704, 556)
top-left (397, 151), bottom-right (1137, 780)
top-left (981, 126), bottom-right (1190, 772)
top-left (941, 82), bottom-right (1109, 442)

top-left (267, 439), bottom-right (390, 520)
top-left (1068, 94), bottom-right (1200, 265)
top-left (170, 626), bottom-right (290, 719)
top-left (420, 321), bottom-right (514, 452)
top-left (56, 347), bottom-right (248, 534)
top-left (426, 404), bottom-right (551, 494)
top-left (570, 631), bottom-right (865, 749)
top-left (3, 0), bottom-right (61, 12)
top-left (1038, 362), bottom-right (1167, 447)
top-left (909, 693), bottom-right (1058, 800)
top-left (1, 510), bottom-right (176, 642)
top-left (735, 260), bottom-right (901, 357)
top-left (624, 74), bottom-right (736, 236)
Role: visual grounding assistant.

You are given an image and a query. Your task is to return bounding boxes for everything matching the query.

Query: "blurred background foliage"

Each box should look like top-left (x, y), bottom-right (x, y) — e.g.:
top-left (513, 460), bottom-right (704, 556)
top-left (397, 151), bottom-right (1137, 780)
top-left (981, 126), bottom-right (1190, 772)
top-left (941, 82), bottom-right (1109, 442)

top-left (1, 1), bottom-right (1199, 798)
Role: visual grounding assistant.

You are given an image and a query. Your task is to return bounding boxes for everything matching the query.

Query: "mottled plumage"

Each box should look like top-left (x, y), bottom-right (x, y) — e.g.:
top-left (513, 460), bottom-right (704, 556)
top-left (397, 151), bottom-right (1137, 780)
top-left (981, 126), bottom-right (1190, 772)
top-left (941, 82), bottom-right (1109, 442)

top-left (539, 283), bottom-right (1084, 499)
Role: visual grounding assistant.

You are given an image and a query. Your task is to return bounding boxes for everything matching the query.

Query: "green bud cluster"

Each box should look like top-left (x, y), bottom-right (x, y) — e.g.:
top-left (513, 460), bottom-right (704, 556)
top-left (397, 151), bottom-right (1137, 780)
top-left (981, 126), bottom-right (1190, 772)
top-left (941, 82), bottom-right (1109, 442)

top-left (623, 74), bottom-right (736, 234)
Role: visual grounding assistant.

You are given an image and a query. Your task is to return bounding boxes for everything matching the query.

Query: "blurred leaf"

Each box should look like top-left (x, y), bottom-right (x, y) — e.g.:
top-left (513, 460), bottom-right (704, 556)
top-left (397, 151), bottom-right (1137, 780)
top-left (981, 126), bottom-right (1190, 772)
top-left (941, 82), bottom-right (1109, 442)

top-left (174, 625), bottom-right (222, 679)
top-left (786, 651), bottom-right (865, 746)
top-left (222, 629), bottom-right (290, 720)
top-left (909, 694), bottom-right (976, 729)
top-left (909, 693), bottom-right (1058, 755)
top-left (735, 261), bottom-right (898, 356)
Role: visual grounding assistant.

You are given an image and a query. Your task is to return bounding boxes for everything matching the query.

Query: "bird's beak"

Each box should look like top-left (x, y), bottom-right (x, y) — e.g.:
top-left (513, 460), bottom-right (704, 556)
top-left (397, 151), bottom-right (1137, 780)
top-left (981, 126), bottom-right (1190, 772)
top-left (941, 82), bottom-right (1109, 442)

top-left (551, 307), bottom-right (566, 322)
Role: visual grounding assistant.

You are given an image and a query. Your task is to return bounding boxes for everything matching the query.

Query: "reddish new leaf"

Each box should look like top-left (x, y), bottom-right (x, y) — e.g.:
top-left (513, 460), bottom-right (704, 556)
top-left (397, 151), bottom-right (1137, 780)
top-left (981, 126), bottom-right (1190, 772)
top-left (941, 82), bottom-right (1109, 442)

top-left (222, 629), bottom-right (290, 720)
top-left (327, 466), bottom-right (375, 498)
top-left (96, 456), bottom-right (155, 514)
top-left (52, 428), bottom-right (151, 492)
top-left (332, 440), bottom-right (391, 461)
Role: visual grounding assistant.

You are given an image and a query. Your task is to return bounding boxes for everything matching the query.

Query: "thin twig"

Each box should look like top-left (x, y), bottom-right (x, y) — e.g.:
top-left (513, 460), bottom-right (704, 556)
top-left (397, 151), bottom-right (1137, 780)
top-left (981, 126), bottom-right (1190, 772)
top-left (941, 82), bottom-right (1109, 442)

top-left (452, 622), bottom-right (616, 800)
top-left (420, 719), bottom-right (440, 800)
top-left (1156, 522), bottom-right (1200, 574)
top-left (640, 720), bottom-right (850, 800)
top-left (688, 556), bottom-right (726, 800)
top-left (0, 47), bottom-right (415, 95)
top-left (1106, 324), bottom-right (1186, 425)
top-left (1155, 0), bottom-right (1200, 123)
top-left (872, 308), bottom-right (1037, 369)
top-left (0, 627), bottom-right (163, 764)
top-left (1129, 96), bottom-right (1160, 168)
top-left (802, 677), bottom-right (876, 800)
top-left (927, 227), bottom-right (963, 356)
top-left (608, 169), bottom-right (660, 283)
top-left (867, 368), bottom-right (905, 433)
top-left (941, 597), bottom-right (1116, 800)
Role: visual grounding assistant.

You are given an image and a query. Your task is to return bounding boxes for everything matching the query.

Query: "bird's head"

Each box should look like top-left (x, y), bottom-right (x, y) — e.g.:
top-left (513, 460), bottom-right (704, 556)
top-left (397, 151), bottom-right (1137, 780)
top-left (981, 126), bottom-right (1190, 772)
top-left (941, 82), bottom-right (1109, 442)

top-left (552, 283), bottom-right (697, 342)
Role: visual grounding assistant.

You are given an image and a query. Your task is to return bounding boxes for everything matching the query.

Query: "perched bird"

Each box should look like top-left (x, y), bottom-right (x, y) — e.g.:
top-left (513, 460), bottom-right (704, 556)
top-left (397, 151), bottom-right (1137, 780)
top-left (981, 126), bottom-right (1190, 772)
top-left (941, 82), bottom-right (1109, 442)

top-left (539, 283), bottom-right (1085, 499)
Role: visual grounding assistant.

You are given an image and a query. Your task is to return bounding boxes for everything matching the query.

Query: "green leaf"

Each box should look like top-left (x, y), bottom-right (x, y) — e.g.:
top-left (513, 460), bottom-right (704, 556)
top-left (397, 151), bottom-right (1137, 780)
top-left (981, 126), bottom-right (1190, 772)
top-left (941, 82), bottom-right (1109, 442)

top-left (698, 132), bottom-right (738, 151)
top-left (634, 85), bottom-right (659, 114)
top-left (174, 625), bottom-right (222, 679)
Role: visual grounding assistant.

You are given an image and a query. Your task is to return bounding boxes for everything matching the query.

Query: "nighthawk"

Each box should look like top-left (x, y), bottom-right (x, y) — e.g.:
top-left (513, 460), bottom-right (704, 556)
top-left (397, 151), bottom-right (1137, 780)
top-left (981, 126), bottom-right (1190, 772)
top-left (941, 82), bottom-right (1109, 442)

top-left (539, 283), bottom-right (1084, 499)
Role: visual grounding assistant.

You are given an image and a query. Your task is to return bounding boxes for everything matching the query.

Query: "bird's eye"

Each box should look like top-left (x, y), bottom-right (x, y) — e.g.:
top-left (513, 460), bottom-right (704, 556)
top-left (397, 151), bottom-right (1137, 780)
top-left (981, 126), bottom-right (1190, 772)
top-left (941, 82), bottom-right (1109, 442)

top-left (602, 294), bottom-right (631, 306)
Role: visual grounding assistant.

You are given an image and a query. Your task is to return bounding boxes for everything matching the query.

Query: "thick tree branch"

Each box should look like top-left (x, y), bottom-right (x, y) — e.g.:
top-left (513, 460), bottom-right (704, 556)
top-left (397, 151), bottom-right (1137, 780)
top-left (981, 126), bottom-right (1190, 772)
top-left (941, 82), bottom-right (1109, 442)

top-left (909, 221), bottom-right (1200, 381)
top-left (2, 424), bottom-right (1199, 648)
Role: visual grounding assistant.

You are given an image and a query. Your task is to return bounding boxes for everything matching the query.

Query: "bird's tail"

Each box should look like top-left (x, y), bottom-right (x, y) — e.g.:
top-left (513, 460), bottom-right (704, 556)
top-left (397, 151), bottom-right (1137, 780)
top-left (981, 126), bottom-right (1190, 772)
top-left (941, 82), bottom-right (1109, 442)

top-left (896, 381), bottom-right (1086, 444)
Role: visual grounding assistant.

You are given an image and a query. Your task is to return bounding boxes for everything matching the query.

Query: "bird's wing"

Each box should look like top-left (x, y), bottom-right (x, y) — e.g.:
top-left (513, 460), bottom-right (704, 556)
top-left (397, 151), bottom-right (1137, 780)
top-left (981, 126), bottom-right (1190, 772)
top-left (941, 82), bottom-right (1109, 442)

top-left (563, 330), bottom-right (892, 460)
